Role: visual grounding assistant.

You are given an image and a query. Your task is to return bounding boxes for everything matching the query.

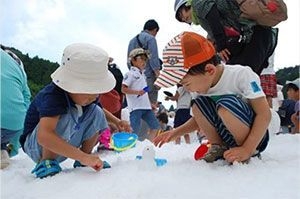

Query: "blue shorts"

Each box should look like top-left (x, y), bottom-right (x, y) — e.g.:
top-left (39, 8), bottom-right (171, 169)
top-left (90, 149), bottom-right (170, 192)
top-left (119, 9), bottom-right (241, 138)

top-left (23, 104), bottom-right (108, 163)
top-left (174, 109), bottom-right (192, 128)
top-left (130, 109), bottom-right (160, 139)
top-left (192, 95), bottom-right (268, 152)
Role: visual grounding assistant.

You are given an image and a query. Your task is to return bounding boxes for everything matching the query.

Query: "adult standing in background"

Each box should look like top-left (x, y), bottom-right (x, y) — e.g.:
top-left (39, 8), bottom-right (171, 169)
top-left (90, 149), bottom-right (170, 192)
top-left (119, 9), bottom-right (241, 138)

top-left (174, 0), bottom-right (278, 75)
top-left (1, 45), bottom-right (31, 169)
top-left (127, 19), bottom-right (161, 105)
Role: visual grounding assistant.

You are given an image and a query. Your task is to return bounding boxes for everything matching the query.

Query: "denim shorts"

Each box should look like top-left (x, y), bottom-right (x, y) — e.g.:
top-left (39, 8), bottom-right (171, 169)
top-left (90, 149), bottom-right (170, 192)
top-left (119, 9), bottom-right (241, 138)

top-left (24, 104), bottom-right (108, 163)
top-left (129, 109), bottom-right (160, 138)
top-left (193, 95), bottom-right (269, 152)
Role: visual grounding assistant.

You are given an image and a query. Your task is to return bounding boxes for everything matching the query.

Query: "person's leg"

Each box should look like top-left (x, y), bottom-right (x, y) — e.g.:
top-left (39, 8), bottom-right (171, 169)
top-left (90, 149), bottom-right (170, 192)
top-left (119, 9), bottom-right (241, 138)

top-left (129, 110), bottom-right (144, 140)
top-left (24, 104), bottom-right (108, 163)
top-left (216, 96), bottom-right (253, 146)
top-left (175, 137), bottom-right (181, 144)
top-left (1, 129), bottom-right (18, 150)
top-left (216, 95), bottom-right (269, 153)
top-left (146, 76), bottom-right (158, 104)
top-left (192, 99), bottom-right (228, 162)
top-left (143, 110), bottom-right (160, 142)
top-left (183, 134), bottom-right (190, 144)
top-left (191, 104), bottom-right (223, 145)
top-left (81, 133), bottom-right (99, 153)
top-left (174, 109), bottom-right (192, 144)
top-left (1, 129), bottom-right (17, 169)
top-left (7, 129), bottom-right (23, 157)
top-left (173, 111), bottom-right (181, 144)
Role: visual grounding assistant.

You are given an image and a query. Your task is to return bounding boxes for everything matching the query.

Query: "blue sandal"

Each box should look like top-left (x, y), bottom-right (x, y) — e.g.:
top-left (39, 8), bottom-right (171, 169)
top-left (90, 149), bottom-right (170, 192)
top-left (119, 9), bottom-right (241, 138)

top-left (73, 160), bottom-right (86, 168)
top-left (31, 159), bottom-right (62, 178)
top-left (73, 160), bottom-right (111, 169)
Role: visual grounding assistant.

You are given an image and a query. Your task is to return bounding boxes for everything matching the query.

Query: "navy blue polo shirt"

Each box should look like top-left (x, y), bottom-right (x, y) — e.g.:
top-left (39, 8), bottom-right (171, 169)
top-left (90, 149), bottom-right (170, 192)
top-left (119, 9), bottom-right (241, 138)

top-left (20, 83), bottom-right (101, 148)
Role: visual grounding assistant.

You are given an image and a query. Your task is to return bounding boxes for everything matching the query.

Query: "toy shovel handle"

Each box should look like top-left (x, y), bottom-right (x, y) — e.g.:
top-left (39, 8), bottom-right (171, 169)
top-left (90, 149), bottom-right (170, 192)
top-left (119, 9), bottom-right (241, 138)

top-left (194, 144), bottom-right (209, 160)
top-left (137, 86), bottom-right (149, 98)
top-left (143, 86), bottom-right (149, 92)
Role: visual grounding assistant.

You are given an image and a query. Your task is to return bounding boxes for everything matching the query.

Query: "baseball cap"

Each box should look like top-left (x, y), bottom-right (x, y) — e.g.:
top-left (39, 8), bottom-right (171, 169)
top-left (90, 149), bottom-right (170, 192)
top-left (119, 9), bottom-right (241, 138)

top-left (128, 48), bottom-right (150, 60)
top-left (154, 31), bottom-right (215, 88)
top-left (51, 43), bottom-right (116, 94)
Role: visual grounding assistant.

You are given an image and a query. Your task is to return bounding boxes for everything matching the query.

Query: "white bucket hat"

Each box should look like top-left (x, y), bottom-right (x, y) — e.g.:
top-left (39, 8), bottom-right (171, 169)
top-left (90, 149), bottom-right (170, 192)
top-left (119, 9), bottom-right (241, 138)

top-left (51, 43), bottom-right (116, 94)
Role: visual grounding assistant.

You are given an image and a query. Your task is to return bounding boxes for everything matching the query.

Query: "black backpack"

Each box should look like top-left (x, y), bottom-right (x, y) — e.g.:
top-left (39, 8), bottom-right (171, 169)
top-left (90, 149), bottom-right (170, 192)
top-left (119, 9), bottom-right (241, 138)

top-left (108, 63), bottom-right (123, 95)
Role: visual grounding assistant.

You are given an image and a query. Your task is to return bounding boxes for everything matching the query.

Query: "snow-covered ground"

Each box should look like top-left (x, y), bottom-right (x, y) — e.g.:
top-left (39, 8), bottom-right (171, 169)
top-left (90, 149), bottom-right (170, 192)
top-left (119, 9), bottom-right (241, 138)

top-left (1, 113), bottom-right (300, 199)
top-left (1, 134), bottom-right (300, 199)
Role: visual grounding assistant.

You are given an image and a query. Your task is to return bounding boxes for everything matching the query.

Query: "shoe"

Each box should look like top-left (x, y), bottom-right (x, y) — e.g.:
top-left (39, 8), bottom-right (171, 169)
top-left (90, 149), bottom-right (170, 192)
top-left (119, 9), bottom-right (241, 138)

top-left (1, 150), bottom-right (10, 169)
top-left (73, 160), bottom-right (111, 169)
top-left (73, 160), bottom-right (86, 168)
top-left (203, 144), bottom-right (228, 163)
top-left (31, 159), bottom-right (62, 178)
top-left (7, 143), bottom-right (19, 157)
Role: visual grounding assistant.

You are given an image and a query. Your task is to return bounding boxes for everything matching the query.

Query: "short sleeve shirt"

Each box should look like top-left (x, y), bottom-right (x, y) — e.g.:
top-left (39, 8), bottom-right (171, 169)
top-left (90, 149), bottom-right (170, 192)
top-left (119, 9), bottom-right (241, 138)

top-left (122, 67), bottom-right (151, 112)
top-left (204, 64), bottom-right (265, 100)
top-left (23, 83), bottom-right (67, 135)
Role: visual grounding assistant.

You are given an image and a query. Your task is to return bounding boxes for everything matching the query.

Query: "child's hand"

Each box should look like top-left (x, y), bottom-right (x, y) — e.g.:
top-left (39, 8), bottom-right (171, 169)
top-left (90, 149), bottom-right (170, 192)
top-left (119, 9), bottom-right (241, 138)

top-left (80, 154), bottom-right (103, 171)
top-left (153, 130), bottom-right (175, 148)
top-left (218, 48), bottom-right (231, 63)
top-left (116, 120), bottom-right (132, 132)
top-left (137, 90), bottom-right (146, 97)
top-left (223, 146), bottom-right (252, 163)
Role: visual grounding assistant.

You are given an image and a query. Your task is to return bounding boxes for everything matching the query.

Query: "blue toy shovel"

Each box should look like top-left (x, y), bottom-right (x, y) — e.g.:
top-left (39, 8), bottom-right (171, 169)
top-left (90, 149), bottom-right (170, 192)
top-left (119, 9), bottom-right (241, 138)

top-left (137, 86), bottom-right (149, 98)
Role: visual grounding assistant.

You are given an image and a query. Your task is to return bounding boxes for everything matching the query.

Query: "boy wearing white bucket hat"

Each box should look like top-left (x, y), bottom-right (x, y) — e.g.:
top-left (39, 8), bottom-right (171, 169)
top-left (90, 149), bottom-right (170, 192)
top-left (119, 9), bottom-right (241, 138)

top-left (20, 43), bottom-right (117, 178)
top-left (153, 32), bottom-right (270, 164)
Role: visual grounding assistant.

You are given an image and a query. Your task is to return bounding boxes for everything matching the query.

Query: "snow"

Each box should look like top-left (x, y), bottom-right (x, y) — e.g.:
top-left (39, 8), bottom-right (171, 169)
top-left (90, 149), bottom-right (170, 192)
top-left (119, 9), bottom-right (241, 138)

top-left (1, 117), bottom-right (300, 199)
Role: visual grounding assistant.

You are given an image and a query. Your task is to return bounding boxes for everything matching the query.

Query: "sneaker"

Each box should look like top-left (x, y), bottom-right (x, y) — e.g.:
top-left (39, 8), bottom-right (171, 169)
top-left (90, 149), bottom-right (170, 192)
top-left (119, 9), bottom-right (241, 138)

top-left (203, 144), bottom-right (228, 163)
top-left (1, 150), bottom-right (10, 169)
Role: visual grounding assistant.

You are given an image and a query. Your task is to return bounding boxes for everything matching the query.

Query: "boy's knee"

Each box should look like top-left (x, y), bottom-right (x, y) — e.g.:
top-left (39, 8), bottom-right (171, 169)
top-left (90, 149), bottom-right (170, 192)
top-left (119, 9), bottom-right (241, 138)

top-left (216, 106), bottom-right (229, 117)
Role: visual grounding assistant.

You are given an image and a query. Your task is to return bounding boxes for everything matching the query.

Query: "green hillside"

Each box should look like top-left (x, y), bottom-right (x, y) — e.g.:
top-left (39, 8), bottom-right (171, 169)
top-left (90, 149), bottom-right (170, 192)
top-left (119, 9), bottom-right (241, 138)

top-left (4, 47), bottom-right (300, 98)
top-left (8, 47), bottom-right (59, 97)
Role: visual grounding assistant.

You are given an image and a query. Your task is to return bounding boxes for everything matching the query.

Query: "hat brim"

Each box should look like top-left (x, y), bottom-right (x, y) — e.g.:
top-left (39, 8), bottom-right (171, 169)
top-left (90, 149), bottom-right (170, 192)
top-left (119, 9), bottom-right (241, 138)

top-left (51, 66), bottom-right (116, 94)
top-left (154, 69), bottom-right (188, 88)
top-left (286, 78), bottom-right (300, 88)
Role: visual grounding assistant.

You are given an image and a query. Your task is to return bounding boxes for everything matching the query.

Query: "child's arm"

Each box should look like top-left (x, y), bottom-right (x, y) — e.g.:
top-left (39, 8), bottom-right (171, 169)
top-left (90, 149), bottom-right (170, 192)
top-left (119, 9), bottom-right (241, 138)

top-left (121, 84), bottom-right (144, 96)
top-left (165, 91), bottom-right (179, 101)
top-left (37, 116), bottom-right (102, 170)
top-left (103, 108), bottom-right (132, 132)
top-left (224, 97), bottom-right (271, 163)
top-left (154, 117), bottom-right (198, 147)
